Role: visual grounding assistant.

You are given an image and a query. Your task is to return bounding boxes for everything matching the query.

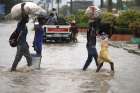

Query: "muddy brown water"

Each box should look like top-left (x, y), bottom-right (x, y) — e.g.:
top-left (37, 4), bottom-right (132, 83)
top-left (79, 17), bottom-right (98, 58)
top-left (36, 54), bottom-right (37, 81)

top-left (0, 22), bottom-right (140, 93)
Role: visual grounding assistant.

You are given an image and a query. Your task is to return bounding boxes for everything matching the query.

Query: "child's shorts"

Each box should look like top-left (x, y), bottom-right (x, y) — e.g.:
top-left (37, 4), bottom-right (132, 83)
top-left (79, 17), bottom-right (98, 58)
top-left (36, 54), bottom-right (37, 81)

top-left (98, 56), bottom-right (112, 63)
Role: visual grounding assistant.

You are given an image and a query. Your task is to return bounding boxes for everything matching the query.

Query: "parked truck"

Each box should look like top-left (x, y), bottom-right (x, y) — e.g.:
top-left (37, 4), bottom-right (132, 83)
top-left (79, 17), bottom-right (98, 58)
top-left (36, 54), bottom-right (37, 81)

top-left (43, 17), bottom-right (72, 42)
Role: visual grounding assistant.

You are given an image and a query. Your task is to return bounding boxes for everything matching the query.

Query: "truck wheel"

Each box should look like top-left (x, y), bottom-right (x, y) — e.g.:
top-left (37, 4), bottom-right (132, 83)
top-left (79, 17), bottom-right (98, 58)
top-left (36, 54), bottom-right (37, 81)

top-left (65, 38), bottom-right (71, 43)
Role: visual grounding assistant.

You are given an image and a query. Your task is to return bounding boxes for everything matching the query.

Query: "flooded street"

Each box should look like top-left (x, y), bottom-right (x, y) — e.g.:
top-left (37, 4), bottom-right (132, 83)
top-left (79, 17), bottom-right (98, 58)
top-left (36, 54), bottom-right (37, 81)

top-left (0, 22), bottom-right (140, 93)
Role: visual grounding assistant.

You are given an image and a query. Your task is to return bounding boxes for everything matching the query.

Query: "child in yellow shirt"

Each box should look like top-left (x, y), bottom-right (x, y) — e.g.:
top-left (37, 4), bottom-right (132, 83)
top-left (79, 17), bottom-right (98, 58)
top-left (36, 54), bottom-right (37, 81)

top-left (96, 33), bottom-right (114, 72)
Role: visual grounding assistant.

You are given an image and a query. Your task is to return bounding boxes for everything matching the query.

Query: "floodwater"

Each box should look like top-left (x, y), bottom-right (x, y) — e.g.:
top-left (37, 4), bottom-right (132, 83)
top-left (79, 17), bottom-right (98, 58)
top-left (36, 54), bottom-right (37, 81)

top-left (0, 22), bottom-right (140, 93)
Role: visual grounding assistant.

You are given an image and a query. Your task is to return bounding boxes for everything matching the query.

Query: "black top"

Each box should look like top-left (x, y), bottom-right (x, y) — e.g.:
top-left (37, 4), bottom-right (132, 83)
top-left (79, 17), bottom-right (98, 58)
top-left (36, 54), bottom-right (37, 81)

top-left (87, 22), bottom-right (97, 47)
top-left (16, 22), bottom-right (28, 47)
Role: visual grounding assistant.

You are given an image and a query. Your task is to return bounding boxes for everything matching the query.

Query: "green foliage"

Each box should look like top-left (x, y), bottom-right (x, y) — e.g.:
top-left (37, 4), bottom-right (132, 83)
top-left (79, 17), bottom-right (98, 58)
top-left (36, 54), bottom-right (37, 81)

top-left (129, 20), bottom-right (140, 37)
top-left (116, 10), bottom-right (140, 27)
top-left (100, 11), bottom-right (140, 34)
top-left (57, 17), bottom-right (69, 25)
top-left (65, 15), bottom-right (75, 23)
top-left (66, 10), bottom-right (88, 27)
top-left (65, 10), bottom-right (140, 35)
top-left (114, 27), bottom-right (131, 34)
top-left (74, 11), bottom-right (88, 27)
top-left (100, 12), bottom-right (115, 23)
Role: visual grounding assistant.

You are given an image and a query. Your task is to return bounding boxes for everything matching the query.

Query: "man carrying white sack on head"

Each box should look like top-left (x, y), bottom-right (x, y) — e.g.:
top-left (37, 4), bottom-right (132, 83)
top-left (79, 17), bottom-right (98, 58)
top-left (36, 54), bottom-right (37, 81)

top-left (85, 5), bottom-right (101, 31)
top-left (82, 5), bottom-right (101, 71)
top-left (11, 3), bottom-right (32, 72)
top-left (10, 2), bottom-right (46, 19)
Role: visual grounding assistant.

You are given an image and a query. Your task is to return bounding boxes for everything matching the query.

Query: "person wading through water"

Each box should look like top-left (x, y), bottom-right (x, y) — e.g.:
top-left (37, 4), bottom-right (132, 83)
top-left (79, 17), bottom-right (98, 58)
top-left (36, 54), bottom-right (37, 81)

top-left (33, 15), bottom-right (46, 56)
top-left (83, 22), bottom-right (98, 71)
top-left (11, 3), bottom-right (32, 72)
top-left (70, 20), bottom-right (78, 42)
top-left (96, 33), bottom-right (114, 73)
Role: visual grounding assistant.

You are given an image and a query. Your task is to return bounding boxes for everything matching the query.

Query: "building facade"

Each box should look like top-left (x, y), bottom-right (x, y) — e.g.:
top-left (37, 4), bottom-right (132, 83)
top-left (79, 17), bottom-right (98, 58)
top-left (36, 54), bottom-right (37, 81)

top-left (71, 0), bottom-right (93, 11)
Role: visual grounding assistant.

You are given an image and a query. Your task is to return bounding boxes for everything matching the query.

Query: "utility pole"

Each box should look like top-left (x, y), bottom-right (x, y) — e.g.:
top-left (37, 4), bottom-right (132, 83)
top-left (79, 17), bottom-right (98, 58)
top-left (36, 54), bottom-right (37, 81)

top-left (100, 0), bottom-right (104, 8)
top-left (57, 0), bottom-right (59, 16)
top-left (51, 0), bottom-right (53, 9)
top-left (117, 0), bottom-right (123, 10)
top-left (108, 0), bottom-right (113, 12)
top-left (46, 0), bottom-right (49, 13)
top-left (70, 0), bottom-right (72, 14)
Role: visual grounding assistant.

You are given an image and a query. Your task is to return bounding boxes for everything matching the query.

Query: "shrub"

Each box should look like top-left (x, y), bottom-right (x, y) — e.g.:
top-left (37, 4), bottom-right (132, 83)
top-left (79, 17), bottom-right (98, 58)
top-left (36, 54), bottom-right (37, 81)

top-left (114, 27), bottom-right (131, 34)
top-left (129, 20), bottom-right (140, 37)
top-left (74, 11), bottom-right (89, 27)
top-left (100, 11), bottom-right (140, 35)
top-left (65, 15), bottom-right (75, 23)
top-left (116, 10), bottom-right (140, 27)
top-left (100, 12), bottom-right (115, 24)
top-left (66, 11), bottom-right (89, 27)
top-left (57, 17), bottom-right (69, 25)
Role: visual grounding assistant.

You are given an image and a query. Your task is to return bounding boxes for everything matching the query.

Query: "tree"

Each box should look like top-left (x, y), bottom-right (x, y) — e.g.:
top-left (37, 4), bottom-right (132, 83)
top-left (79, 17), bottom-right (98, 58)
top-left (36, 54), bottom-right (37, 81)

top-left (60, 5), bottom-right (70, 16)
top-left (135, 0), bottom-right (140, 6)
top-left (51, 0), bottom-right (54, 9)
top-left (108, 0), bottom-right (112, 12)
top-left (70, 0), bottom-right (73, 14)
top-left (100, 0), bottom-right (104, 8)
top-left (55, 0), bottom-right (61, 16)
top-left (117, 0), bottom-right (123, 10)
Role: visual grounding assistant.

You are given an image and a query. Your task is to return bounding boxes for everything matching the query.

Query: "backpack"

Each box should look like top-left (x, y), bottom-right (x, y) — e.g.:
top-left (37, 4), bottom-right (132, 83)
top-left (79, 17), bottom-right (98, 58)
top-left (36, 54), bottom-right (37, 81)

top-left (9, 31), bottom-right (20, 47)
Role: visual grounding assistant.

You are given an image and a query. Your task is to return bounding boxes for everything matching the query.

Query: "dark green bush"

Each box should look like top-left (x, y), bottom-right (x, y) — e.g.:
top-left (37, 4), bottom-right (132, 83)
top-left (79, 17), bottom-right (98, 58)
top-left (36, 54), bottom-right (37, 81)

top-left (129, 20), bottom-right (140, 37)
top-left (114, 27), bottom-right (132, 34)
top-left (116, 10), bottom-right (140, 27)
top-left (57, 17), bottom-right (69, 25)
top-left (75, 11), bottom-right (88, 27)
top-left (100, 12), bottom-right (115, 24)
top-left (66, 11), bottom-right (88, 27)
top-left (100, 11), bottom-right (140, 34)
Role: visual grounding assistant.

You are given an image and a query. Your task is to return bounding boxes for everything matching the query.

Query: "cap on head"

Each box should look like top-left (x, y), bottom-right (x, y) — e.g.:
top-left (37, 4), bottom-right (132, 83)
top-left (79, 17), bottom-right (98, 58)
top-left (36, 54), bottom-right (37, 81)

top-left (71, 20), bottom-right (76, 23)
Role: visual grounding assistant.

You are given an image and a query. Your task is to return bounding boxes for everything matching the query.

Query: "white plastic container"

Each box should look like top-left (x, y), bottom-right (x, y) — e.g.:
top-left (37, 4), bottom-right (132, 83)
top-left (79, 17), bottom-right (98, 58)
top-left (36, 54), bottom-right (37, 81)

top-left (32, 55), bottom-right (41, 69)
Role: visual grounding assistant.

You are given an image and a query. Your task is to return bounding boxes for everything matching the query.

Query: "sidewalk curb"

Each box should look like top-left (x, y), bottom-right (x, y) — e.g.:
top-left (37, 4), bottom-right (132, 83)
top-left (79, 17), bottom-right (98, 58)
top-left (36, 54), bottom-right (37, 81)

top-left (109, 41), bottom-right (140, 56)
top-left (124, 48), bottom-right (140, 56)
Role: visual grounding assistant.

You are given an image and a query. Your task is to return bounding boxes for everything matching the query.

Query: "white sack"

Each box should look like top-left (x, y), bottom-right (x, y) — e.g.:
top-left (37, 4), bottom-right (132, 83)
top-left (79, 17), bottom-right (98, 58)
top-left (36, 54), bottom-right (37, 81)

top-left (11, 2), bottom-right (46, 18)
top-left (85, 6), bottom-right (101, 19)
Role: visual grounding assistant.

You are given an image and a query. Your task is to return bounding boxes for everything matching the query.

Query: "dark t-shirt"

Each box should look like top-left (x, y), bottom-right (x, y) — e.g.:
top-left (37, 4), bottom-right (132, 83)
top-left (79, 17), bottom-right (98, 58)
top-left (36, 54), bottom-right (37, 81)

top-left (87, 27), bottom-right (96, 47)
top-left (15, 22), bottom-right (28, 47)
top-left (70, 26), bottom-right (78, 34)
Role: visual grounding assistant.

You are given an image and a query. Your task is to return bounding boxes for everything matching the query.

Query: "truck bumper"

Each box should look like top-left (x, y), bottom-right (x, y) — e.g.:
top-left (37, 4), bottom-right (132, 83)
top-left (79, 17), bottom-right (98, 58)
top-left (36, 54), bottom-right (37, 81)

top-left (44, 33), bottom-right (71, 41)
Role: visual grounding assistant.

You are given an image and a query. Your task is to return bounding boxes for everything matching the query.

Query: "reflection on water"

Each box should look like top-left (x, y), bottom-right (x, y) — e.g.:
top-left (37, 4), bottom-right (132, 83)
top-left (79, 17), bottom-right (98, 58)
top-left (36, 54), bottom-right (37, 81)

top-left (0, 67), bottom-right (114, 93)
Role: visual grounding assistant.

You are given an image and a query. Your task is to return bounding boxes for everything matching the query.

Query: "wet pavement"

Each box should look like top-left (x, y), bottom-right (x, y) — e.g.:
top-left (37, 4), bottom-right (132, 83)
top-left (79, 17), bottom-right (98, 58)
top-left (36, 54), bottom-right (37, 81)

top-left (0, 22), bottom-right (140, 93)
